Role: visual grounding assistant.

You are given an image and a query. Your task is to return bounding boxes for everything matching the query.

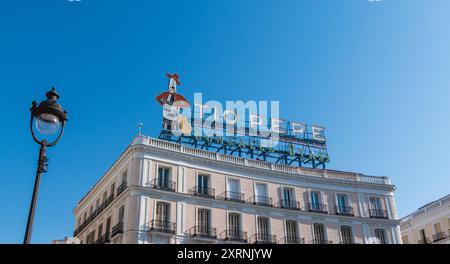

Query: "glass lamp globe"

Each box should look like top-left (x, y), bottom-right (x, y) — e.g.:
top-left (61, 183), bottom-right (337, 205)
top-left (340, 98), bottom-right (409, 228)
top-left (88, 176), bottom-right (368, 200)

top-left (35, 113), bottom-right (61, 135)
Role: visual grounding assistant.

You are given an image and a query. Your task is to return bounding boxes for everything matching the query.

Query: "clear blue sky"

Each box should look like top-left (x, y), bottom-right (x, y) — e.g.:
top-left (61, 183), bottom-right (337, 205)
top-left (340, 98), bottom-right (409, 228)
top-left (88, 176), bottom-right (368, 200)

top-left (0, 0), bottom-right (449, 243)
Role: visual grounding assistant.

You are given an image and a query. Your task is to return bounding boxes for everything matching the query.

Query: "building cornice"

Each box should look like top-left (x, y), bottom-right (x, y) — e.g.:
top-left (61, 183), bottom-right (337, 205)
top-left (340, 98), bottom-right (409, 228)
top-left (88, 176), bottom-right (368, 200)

top-left (132, 136), bottom-right (396, 192)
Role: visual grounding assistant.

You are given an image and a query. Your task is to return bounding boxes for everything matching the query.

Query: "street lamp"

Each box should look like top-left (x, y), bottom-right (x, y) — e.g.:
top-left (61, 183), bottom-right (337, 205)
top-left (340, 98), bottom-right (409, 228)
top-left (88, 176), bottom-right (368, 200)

top-left (24, 87), bottom-right (67, 244)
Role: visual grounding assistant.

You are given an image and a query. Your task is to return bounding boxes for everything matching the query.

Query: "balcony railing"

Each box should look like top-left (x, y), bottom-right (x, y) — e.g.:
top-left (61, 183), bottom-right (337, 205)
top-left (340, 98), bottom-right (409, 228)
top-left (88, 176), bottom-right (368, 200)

top-left (417, 238), bottom-right (431, 244)
top-left (149, 178), bottom-right (176, 192)
top-left (117, 181), bottom-right (127, 196)
top-left (149, 220), bottom-right (176, 234)
top-left (220, 230), bottom-right (248, 243)
top-left (278, 236), bottom-right (305, 244)
top-left (369, 209), bottom-right (388, 219)
top-left (248, 196), bottom-right (273, 207)
top-left (95, 233), bottom-right (109, 244)
top-left (73, 194), bottom-right (117, 237)
top-left (186, 226), bottom-right (217, 239)
top-left (189, 186), bottom-right (215, 199)
top-left (278, 200), bottom-right (302, 211)
top-left (310, 238), bottom-right (333, 244)
top-left (218, 191), bottom-right (245, 203)
top-left (432, 232), bottom-right (447, 242)
top-left (111, 222), bottom-right (124, 238)
top-left (249, 233), bottom-right (277, 244)
top-left (308, 203), bottom-right (328, 214)
top-left (335, 206), bottom-right (354, 216)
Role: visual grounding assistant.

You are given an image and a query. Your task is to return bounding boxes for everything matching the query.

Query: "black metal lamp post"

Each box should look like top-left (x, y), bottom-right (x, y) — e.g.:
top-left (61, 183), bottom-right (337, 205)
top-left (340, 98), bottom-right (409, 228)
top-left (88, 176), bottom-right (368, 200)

top-left (24, 87), bottom-right (67, 244)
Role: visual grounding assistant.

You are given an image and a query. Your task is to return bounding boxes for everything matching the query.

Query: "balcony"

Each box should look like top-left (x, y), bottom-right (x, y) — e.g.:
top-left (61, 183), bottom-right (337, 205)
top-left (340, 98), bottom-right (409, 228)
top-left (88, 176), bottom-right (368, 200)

top-left (369, 209), bottom-right (388, 219)
top-left (278, 236), bottom-right (305, 244)
top-left (335, 206), bottom-right (354, 216)
top-left (149, 178), bottom-right (176, 192)
top-left (111, 222), bottom-right (124, 238)
top-left (95, 233), bottom-right (110, 244)
top-left (310, 238), bottom-right (333, 244)
top-left (432, 232), bottom-right (447, 242)
top-left (417, 238), bottom-right (431, 244)
top-left (73, 194), bottom-right (120, 237)
top-left (278, 200), bottom-right (302, 211)
top-left (308, 203), bottom-right (328, 214)
top-left (218, 191), bottom-right (245, 203)
top-left (249, 233), bottom-right (277, 244)
top-left (189, 186), bottom-right (215, 199)
top-left (117, 181), bottom-right (127, 196)
top-left (220, 230), bottom-right (248, 243)
top-left (248, 196), bottom-right (273, 207)
top-left (186, 226), bottom-right (217, 239)
top-left (149, 220), bottom-right (176, 234)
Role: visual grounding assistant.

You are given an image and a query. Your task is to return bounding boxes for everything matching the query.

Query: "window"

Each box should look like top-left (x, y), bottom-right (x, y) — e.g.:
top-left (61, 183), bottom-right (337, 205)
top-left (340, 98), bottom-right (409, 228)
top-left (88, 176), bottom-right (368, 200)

top-left (121, 171), bottom-right (127, 184)
top-left (158, 167), bottom-right (171, 188)
top-left (83, 212), bottom-right (87, 222)
top-left (419, 228), bottom-right (427, 243)
top-left (110, 183), bottom-right (115, 197)
top-left (106, 217), bottom-right (111, 237)
top-left (155, 202), bottom-right (170, 228)
top-left (197, 174), bottom-right (209, 195)
top-left (89, 206), bottom-right (94, 216)
top-left (282, 187), bottom-right (295, 207)
top-left (95, 199), bottom-right (100, 210)
top-left (370, 197), bottom-right (382, 211)
top-left (228, 213), bottom-right (241, 238)
top-left (340, 226), bottom-right (353, 244)
top-left (227, 179), bottom-right (240, 200)
top-left (86, 230), bottom-right (95, 244)
top-left (313, 223), bottom-right (326, 244)
top-left (337, 194), bottom-right (348, 208)
top-left (118, 205), bottom-right (125, 223)
top-left (97, 223), bottom-right (103, 239)
top-left (77, 218), bottom-right (81, 228)
top-left (255, 183), bottom-right (269, 204)
top-left (257, 217), bottom-right (270, 240)
top-left (285, 220), bottom-right (298, 243)
top-left (198, 209), bottom-right (211, 234)
top-left (310, 191), bottom-right (321, 210)
top-left (102, 191), bottom-right (107, 203)
top-left (375, 228), bottom-right (386, 244)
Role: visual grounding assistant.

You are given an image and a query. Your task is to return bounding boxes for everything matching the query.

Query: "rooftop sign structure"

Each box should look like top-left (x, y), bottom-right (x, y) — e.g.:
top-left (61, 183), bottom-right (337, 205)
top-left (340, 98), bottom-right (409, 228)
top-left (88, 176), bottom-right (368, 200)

top-left (155, 73), bottom-right (329, 169)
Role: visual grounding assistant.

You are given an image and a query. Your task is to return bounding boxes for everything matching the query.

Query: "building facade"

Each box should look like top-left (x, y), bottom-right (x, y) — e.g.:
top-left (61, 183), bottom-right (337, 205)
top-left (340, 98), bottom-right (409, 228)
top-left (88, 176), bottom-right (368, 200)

top-left (400, 194), bottom-right (450, 244)
top-left (72, 136), bottom-right (401, 244)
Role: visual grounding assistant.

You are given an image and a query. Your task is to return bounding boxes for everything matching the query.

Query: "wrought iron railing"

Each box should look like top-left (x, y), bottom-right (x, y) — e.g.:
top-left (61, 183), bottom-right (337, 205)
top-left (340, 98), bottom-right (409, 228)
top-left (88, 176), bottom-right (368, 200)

top-left (111, 222), bottom-right (124, 238)
top-left (220, 230), bottom-right (248, 243)
top-left (186, 225), bottom-right (217, 239)
top-left (310, 238), bottom-right (333, 244)
top-left (308, 203), bottom-right (328, 214)
top-left (249, 233), bottom-right (277, 244)
top-left (335, 206), bottom-right (354, 216)
top-left (149, 178), bottom-right (176, 192)
top-left (278, 200), bottom-right (302, 211)
top-left (189, 186), bottom-right (215, 198)
top-left (73, 194), bottom-right (117, 237)
top-left (248, 195), bottom-right (273, 207)
top-left (369, 209), bottom-right (388, 219)
top-left (432, 232), bottom-right (447, 242)
top-left (149, 220), bottom-right (176, 234)
top-left (117, 181), bottom-right (127, 196)
top-left (278, 236), bottom-right (305, 244)
top-left (218, 191), bottom-right (245, 203)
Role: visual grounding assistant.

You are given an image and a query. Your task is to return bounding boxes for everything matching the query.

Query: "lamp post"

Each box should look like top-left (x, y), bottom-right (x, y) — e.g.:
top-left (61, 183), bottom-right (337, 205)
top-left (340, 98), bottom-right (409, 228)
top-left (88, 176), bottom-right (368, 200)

top-left (24, 87), bottom-right (67, 244)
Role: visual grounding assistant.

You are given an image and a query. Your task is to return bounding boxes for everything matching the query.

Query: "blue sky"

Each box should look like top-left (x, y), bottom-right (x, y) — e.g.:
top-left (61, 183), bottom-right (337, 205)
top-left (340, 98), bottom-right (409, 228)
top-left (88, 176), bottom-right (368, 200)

top-left (0, 0), bottom-right (449, 243)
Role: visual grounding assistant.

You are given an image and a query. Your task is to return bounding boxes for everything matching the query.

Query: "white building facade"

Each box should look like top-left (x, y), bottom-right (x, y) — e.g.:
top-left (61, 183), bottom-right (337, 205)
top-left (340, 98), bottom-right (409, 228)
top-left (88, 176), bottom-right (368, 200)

top-left (400, 194), bottom-right (450, 244)
top-left (72, 136), bottom-right (401, 244)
